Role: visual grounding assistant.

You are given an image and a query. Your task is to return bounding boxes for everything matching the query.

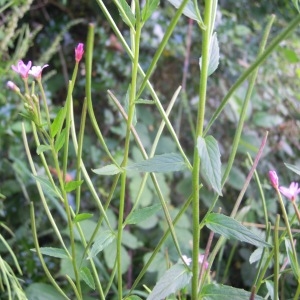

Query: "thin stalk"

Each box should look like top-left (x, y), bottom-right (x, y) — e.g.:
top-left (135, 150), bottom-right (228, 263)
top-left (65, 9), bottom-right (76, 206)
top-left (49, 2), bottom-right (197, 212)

top-left (74, 97), bottom-right (87, 213)
top-left (274, 215), bottom-right (280, 300)
top-left (191, 1), bottom-right (215, 297)
top-left (117, 3), bottom-right (141, 297)
top-left (60, 81), bottom-right (82, 297)
top-left (37, 79), bottom-right (51, 135)
top-left (22, 123), bottom-right (69, 254)
top-left (29, 202), bottom-right (70, 300)
top-left (85, 23), bottom-right (119, 166)
top-left (275, 188), bottom-right (299, 272)
top-left (204, 13), bottom-right (300, 136)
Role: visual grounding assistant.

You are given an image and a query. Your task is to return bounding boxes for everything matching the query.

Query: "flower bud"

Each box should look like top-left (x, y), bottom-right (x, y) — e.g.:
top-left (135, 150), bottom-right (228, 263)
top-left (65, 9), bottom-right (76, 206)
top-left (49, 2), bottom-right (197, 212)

top-left (269, 170), bottom-right (279, 189)
top-left (75, 43), bottom-right (84, 62)
top-left (6, 81), bottom-right (20, 93)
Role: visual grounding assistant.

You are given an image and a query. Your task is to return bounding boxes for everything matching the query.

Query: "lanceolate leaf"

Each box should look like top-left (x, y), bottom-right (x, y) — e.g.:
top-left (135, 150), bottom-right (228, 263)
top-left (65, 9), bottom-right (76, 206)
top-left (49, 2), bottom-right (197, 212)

top-left (142, 0), bottom-right (160, 22)
top-left (200, 32), bottom-right (220, 76)
top-left (74, 213), bottom-right (93, 223)
top-left (167, 0), bottom-right (203, 23)
top-left (32, 175), bottom-right (61, 198)
top-left (36, 144), bottom-right (51, 155)
top-left (54, 128), bottom-right (67, 152)
top-left (205, 213), bottom-right (270, 248)
top-left (118, 0), bottom-right (136, 28)
top-left (126, 153), bottom-right (187, 173)
top-left (87, 231), bottom-right (115, 259)
top-left (50, 107), bottom-right (66, 138)
top-left (80, 267), bottom-right (95, 290)
top-left (125, 203), bottom-right (161, 225)
top-left (200, 283), bottom-right (264, 300)
top-left (92, 164), bottom-right (123, 176)
top-left (64, 180), bottom-right (83, 193)
top-left (147, 263), bottom-right (192, 300)
top-left (197, 136), bottom-right (222, 195)
top-left (31, 247), bottom-right (69, 259)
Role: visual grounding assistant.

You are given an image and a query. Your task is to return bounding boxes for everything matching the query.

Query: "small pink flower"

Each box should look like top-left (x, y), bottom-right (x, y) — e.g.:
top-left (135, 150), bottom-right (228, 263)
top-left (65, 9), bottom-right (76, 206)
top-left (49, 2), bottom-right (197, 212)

top-left (6, 81), bottom-right (20, 93)
top-left (29, 65), bottom-right (49, 79)
top-left (199, 254), bottom-right (209, 270)
top-left (182, 255), bottom-right (192, 266)
top-left (75, 43), bottom-right (84, 62)
top-left (11, 60), bottom-right (32, 79)
top-left (269, 170), bottom-right (279, 189)
top-left (279, 182), bottom-right (300, 202)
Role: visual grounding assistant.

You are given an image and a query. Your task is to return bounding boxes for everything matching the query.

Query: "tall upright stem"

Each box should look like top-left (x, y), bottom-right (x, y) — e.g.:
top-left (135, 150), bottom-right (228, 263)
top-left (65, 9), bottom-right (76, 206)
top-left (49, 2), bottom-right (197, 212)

top-left (192, 0), bottom-right (215, 297)
top-left (117, 2), bottom-right (141, 299)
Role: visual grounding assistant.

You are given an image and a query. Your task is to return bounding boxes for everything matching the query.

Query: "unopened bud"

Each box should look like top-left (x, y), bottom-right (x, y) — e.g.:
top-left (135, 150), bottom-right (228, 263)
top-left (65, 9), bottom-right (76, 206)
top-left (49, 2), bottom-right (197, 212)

top-left (6, 81), bottom-right (20, 93)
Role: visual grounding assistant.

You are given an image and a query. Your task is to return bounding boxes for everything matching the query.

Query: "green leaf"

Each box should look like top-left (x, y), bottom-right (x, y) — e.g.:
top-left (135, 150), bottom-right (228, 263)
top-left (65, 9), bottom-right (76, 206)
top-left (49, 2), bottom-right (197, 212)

top-left (147, 263), bottom-right (192, 300)
top-left (284, 238), bottom-right (300, 278)
top-left (205, 213), bottom-right (270, 248)
top-left (125, 203), bottom-right (161, 225)
top-left (167, 0), bottom-right (202, 22)
top-left (200, 32), bottom-right (219, 76)
top-left (284, 163), bottom-right (300, 176)
top-left (32, 175), bottom-right (61, 198)
top-left (126, 153), bottom-right (187, 173)
top-left (74, 213), bottom-right (93, 223)
top-left (92, 164), bottom-right (123, 176)
top-left (80, 266), bottom-right (95, 290)
top-left (200, 283), bottom-right (264, 300)
top-left (54, 128), bottom-right (67, 152)
top-left (87, 231), bottom-right (115, 259)
top-left (142, 0), bottom-right (160, 22)
top-left (50, 107), bottom-right (66, 138)
top-left (64, 180), bottom-right (83, 192)
top-left (31, 247), bottom-right (69, 259)
top-left (25, 283), bottom-right (66, 300)
top-left (197, 136), bottom-right (222, 195)
top-left (36, 144), bottom-right (51, 155)
top-left (118, 0), bottom-right (136, 27)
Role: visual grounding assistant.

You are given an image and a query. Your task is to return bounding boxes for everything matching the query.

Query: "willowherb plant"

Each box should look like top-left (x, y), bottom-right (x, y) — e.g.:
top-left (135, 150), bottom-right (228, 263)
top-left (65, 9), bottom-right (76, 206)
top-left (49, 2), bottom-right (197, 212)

top-left (6, 1), bottom-right (300, 299)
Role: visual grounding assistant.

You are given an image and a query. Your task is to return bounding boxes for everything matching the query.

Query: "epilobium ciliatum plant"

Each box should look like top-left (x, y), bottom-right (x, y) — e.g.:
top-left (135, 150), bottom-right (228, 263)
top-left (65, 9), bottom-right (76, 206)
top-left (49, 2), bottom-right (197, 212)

top-left (7, 1), bottom-right (300, 299)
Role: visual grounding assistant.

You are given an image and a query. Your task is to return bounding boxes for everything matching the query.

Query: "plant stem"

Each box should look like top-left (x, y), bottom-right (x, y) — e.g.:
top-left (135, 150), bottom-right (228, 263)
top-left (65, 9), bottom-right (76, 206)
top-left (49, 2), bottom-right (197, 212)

top-left (192, 1), bottom-right (215, 297)
top-left (274, 215), bottom-right (280, 300)
top-left (117, 3), bottom-right (141, 298)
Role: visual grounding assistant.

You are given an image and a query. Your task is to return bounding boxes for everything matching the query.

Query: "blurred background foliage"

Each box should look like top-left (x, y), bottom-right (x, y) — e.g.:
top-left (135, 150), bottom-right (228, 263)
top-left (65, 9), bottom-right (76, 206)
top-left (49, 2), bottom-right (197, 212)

top-left (1, 0), bottom-right (300, 298)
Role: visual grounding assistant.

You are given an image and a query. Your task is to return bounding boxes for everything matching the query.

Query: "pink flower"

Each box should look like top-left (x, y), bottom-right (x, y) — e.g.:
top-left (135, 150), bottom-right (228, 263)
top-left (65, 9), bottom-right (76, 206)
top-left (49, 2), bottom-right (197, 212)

top-left (11, 60), bottom-right (32, 79)
top-left (269, 170), bottom-right (279, 189)
top-left (6, 81), bottom-right (20, 93)
top-left (29, 65), bottom-right (49, 79)
top-left (75, 43), bottom-right (84, 62)
top-left (279, 182), bottom-right (300, 202)
top-left (199, 254), bottom-right (209, 270)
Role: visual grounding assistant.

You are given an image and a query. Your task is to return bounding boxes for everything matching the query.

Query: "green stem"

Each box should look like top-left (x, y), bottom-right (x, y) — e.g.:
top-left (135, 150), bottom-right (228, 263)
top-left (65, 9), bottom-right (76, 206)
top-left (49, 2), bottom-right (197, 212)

top-left (85, 23), bottom-right (119, 166)
top-left (191, 1), bottom-right (215, 297)
top-left (37, 79), bottom-right (52, 135)
top-left (117, 3), bottom-right (141, 298)
top-left (274, 215), bottom-right (280, 300)
top-left (29, 202), bottom-right (70, 300)
top-left (204, 13), bottom-right (300, 136)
